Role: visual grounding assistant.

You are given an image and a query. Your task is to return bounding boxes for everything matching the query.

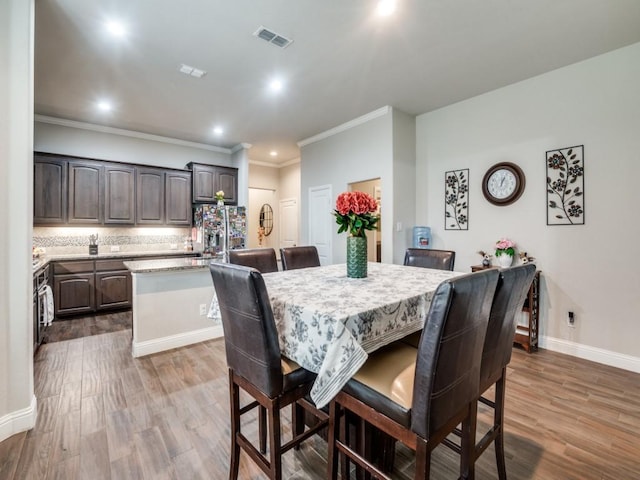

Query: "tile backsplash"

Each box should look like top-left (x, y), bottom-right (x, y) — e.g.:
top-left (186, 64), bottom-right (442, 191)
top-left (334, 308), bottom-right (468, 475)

top-left (33, 226), bottom-right (192, 255)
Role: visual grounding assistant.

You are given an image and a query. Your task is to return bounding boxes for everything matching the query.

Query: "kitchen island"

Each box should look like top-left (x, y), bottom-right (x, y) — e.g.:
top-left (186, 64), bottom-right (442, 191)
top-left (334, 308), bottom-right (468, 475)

top-left (124, 256), bottom-right (223, 357)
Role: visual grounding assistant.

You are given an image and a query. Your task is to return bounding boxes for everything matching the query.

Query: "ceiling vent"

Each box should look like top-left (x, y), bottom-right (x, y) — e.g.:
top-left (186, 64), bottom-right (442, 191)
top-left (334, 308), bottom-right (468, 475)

top-left (253, 26), bottom-right (293, 49)
top-left (179, 64), bottom-right (206, 78)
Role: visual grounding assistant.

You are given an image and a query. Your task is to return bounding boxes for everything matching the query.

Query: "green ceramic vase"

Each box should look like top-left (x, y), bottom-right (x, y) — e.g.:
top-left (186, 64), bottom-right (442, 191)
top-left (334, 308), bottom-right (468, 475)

top-left (346, 236), bottom-right (367, 278)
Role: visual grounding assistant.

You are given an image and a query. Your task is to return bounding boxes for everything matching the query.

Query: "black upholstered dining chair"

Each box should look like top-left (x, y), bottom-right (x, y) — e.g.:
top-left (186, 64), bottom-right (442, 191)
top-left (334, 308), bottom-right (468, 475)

top-left (280, 246), bottom-right (321, 270)
top-left (209, 263), bottom-right (328, 480)
top-left (403, 248), bottom-right (456, 271)
top-left (443, 264), bottom-right (537, 479)
top-left (228, 247), bottom-right (279, 273)
top-left (327, 268), bottom-right (500, 480)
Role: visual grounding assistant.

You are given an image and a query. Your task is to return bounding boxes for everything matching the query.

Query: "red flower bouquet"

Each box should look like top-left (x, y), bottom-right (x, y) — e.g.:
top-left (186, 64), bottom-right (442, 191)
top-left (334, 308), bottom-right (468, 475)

top-left (334, 191), bottom-right (379, 237)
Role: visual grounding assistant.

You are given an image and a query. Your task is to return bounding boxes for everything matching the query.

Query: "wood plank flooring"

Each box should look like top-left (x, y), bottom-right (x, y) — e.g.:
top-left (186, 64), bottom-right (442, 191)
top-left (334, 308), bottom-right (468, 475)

top-left (2, 324), bottom-right (639, 479)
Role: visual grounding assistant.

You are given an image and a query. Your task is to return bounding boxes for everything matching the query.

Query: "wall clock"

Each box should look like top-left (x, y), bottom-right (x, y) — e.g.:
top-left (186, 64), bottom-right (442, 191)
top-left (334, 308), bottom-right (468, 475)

top-left (482, 162), bottom-right (526, 206)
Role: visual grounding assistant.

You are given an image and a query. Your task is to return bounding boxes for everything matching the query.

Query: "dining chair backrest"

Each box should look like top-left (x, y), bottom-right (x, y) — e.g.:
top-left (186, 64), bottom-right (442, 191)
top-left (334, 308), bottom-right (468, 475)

top-left (209, 263), bottom-right (283, 397)
top-left (404, 248), bottom-right (456, 271)
top-left (480, 264), bottom-right (536, 391)
top-left (228, 247), bottom-right (278, 273)
top-left (280, 246), bottom-right (321, 270)
top-left (411, 268), bottom-right (499, 438)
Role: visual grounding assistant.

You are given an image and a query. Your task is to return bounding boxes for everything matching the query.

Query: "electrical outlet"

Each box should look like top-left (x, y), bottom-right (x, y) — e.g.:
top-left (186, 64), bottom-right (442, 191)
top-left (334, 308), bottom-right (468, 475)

top-left (199, 304), bottom-right (207, 316)
top-left (567, 311), bottom-right (575, 328)
top-left (170, 243), bottom-right (178, 250)
top-left (110, 245), bottom-right (120, 252)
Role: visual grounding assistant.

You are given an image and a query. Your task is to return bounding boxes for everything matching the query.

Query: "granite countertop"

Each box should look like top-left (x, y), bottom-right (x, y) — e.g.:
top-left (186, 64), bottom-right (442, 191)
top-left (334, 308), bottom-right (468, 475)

top-left (124, 256), bottom-right (225, 273)
top-left (32, 249), bottom-right (201, 273)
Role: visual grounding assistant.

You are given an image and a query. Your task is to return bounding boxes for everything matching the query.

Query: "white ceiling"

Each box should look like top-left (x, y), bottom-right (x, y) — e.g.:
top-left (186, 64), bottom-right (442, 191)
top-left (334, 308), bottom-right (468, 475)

top-left (34, 0), bottom-right (640, 166)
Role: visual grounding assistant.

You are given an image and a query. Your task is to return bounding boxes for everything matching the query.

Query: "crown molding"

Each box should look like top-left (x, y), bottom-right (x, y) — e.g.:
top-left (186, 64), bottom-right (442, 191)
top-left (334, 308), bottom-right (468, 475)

top-left (231, 142), bottom-right (252, 153)
top-left (249, 157), bottom-right (300, 169)
top-left (297, 106), bottom-right (391, 148)
top-left (34, 115), bottom-right (232, 154)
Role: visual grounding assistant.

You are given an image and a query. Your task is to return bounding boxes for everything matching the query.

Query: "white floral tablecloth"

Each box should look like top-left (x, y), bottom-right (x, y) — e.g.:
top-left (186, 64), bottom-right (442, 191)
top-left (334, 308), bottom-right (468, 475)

top-left (262, 262), bottom-right (458, 408)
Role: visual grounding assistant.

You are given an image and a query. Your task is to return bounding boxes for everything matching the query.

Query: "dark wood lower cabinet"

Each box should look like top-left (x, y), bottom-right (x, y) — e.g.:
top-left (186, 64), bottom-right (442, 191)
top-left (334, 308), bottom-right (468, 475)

top-left (95, 270), bottom-right (132, 310)
top-left (52, 254), bottom-right (198, 318)
top-left (54, 272), bottom-right (96, 316)
top-left (53, 259), bottom-right (132, 317)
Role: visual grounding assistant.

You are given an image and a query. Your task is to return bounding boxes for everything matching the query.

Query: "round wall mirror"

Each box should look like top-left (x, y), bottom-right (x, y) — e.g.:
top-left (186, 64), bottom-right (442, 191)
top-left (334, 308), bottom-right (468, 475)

top-left (259, 203), bottom-right (273, 236)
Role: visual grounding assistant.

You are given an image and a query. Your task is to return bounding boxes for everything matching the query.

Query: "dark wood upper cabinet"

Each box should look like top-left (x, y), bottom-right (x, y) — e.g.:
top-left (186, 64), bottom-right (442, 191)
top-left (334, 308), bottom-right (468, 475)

top-left (34, 154), bottom-right (67, 224)
top-left (34, 153), bottom-right (236, 226)
top-left (104, 164), bottom-right (135, 224)
top-left (189, 162), bottom-right (238, 204)
top-left (135, 167), bottom-right (165, 224)
top-left (215, 167), bottom-right (238, 205)
top-left (165, 171), bottom-right (192, 225)
top-left (68, 160), bottom-right (103, 224)
top-left (191, 163), bottom-right (216, 203)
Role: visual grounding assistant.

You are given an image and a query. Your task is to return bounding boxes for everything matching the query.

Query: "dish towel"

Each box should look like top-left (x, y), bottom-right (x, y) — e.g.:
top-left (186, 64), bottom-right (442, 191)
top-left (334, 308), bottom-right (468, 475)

top-left (43, 285), bottom-right (55, 326)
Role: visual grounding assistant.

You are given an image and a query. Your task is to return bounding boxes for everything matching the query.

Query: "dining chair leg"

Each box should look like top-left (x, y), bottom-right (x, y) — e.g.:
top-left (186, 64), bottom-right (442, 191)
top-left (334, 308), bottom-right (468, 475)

top-left (268, 401), bottom-right (283, 480)
top-left (342, 411), bottom-right (351, 480)
top-left (259, 405), bottom-right (267, 454)
top-left (292, 402), bottom-right (304, 451)
top-left (327, 400), bottom-right (340, 480)
top-left (461, 403), bottom-right (478, 480)
top-left (494, 372), bottom-right (508, 480)
top-left (414, 439), bottom-right (431, 480)
top-left (229, 376), bottom-right (241, 480)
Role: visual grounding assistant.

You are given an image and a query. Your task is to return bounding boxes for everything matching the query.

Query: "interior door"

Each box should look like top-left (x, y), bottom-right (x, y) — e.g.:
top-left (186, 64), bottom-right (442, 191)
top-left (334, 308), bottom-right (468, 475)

top-left (308, 185), bottom-right (332, 265)
top-left (279, 198), bottom-right (298, 249)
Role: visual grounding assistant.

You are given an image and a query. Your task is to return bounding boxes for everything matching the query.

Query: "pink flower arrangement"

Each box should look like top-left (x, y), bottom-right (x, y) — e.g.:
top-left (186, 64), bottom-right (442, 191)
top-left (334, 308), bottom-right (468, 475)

top-left (334, 191), bottom-right (379, 237)
top-left (495, 238), bottom-right (516, 257)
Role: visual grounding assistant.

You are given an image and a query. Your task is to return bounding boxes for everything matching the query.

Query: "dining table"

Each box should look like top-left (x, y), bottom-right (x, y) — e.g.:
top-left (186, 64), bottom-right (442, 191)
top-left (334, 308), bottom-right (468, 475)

top-left (210, 261), bottom-right (459, 409)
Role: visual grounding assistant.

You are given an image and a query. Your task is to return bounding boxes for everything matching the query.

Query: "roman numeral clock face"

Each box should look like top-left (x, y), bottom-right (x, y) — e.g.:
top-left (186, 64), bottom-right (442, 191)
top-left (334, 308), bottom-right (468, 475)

top-left (482, 162), bottom-right (526, 206)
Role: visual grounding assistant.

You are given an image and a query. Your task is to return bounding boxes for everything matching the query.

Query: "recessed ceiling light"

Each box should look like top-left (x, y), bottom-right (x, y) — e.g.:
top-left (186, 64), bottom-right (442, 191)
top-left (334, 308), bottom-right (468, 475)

top-left (213, 126), bottom-right (224, 135)
top-left (269, 79), bottom-right (283, 92)
top-left (105, 20), bottom-right (126, 37)
top-left (376, 0), bottom-right (396, 16)
top-left (270, 151), bottom-right (278, 157)
top-left (97, 100), bottom-right (112, 112)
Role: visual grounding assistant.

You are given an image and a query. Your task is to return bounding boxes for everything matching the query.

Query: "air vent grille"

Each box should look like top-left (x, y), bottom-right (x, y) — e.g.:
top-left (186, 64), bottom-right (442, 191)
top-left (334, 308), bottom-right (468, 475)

top-left (253, 26), bottom-right (293, 49)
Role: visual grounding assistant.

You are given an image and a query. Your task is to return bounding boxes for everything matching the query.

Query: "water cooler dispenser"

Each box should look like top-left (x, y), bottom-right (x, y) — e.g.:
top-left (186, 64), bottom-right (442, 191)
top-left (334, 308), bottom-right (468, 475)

top-left (412, 226), bottom-right (432, 249)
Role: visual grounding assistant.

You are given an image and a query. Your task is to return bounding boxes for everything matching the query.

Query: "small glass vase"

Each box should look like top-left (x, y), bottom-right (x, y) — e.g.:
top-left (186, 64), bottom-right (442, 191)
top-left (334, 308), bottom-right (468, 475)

top-left (346, 236), bottom-right (368, 278)
top-left (217, 199), bottom-right (224, 207)
top-left (497, 254), bottom-right (513, 268)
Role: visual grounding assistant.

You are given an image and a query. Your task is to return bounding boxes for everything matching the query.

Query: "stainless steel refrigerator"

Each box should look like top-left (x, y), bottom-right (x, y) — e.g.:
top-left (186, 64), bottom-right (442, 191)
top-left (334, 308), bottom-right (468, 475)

top-left (193, 205), bottom-right (246, 257)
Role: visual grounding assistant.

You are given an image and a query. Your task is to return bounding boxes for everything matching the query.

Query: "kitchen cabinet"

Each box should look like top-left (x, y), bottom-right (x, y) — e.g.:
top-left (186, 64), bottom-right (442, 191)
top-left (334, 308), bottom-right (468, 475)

top-left (51, 254), bottom-right (199, 317)
top-left (34, 152), bottom-right (227, 226)
top-left (165, 171), bottom-right (192, 225)
top-left (136, 167), bottom-right (165, 224)
top-left (34, 154), bottom-right (67, 224)
top-left (189, 163), bottom-right (238, 204)
top-left (68, 160), bottom-right (103, 224)
top-left (53, 260), bottom-right (96, 316)
top-left (95, 259), bottom-right (132, 310)
top-left (104, 164), bottom-right (135, 224)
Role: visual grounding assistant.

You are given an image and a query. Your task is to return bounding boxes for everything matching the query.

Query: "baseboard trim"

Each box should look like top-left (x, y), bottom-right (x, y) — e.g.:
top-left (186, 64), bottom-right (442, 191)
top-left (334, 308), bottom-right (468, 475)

top-left (0, 395), bottom-right (37, 443)
top-left (540, 336), bottom-right (640, 374)
top-left (132, 325), bottom-right (223, 358)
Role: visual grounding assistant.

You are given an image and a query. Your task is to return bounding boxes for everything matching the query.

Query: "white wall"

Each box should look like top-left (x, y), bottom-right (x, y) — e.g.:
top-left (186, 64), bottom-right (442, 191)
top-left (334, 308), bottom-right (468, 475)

top-left (34, 121), bottom-right (232, 170)
top-left (392, 109), bottom-right (417, 264)
top-left (0, 0), bottom-right (36, 442)
top-left (248, 163), bottom-right (280, 249)
top-left (300, 107), bottom-right (416, 265)
top-left (300, 108), bottom-right (395, 263)
top-left (416, 42), bottom-right (640, 367)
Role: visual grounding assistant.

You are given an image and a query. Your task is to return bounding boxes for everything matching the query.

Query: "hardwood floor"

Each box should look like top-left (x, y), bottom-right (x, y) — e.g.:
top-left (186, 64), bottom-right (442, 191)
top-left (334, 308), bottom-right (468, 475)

top-left (2, 325), bottom-right (639, 479)
top-left (41, 311), bottom-right (132, 344)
